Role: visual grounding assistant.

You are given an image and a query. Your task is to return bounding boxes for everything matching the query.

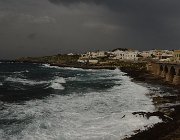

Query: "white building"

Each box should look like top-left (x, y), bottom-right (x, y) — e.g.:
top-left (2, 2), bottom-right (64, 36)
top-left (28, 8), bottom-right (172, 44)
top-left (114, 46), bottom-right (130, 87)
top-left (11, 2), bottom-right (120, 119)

top-left (112, 50), bottom-right (139, 61)
top-left (89, 59), bottom-right (99, 64)
top-left (159, 53), bottom-right (173, 62)
top-left (111, 50), bottom-right (125, 59)
top-left (77, 59), bottom-right (88, 63)
top-left (80, 51), bottom-right (106, 59)
top-left (125, 51), bottom-right (139, 60)
top-left (90, 51), bottom-right (106, 58)
top-left (78, 51), bottom-right (105, 63)
top-left (141, 51), bottom-right (153, 58)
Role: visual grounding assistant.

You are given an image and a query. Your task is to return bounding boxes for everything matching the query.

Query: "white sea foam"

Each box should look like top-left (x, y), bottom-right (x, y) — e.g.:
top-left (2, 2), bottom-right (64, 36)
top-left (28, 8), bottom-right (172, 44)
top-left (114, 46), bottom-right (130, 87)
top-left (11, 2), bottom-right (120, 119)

top-left (64, 67), bottom-right (84, 71)
top-left (42, 64), bottom-right (60, 69)
top-left (0, 68), bottom-right (162, 140)
top-left (65, 68), bottom-right (125, 82)
top-left (0, 89), bottom-right (161, 140)
top-left (5, 77), bottom-right (47, 85)
top-left (13, 70), bottom-right (29, 74)
top-left (49, 82), bottom-right (65, 90)
top-left (49, 76), bottom-right (66, 90)
top-left (66, 77), bottom-right (77, 81)
top-left (42, 63), bottom-right (98, 72)
top-left (0, 70), bottom-right (29, 74)
top-left (5, 75), bottom-right (66, 90)
top-left (65, 67), bottom-right (98, 72)
top-left (0, 82), bottom-right (3, 86)
top-left (53, 76), bottom-right (66, 84)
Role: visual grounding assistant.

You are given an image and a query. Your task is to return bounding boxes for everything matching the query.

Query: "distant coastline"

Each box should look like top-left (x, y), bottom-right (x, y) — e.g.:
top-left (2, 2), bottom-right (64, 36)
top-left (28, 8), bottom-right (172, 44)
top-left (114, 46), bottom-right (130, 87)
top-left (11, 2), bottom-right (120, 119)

top-left (15, 54), bottom-right (147, 71)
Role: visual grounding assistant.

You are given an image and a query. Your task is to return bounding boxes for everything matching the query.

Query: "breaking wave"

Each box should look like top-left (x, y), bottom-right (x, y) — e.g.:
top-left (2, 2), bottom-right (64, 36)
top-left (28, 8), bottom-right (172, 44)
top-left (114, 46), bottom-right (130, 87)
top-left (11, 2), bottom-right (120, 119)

top-left (0, 70), bottom-right (29, 74)
top-left (49, 76), bottom-right (66, 90)
top-left (5, 76), bottom-right (66, 90)
top-left (42, 63), bottom-right (97, 72)
top-left (42, 64), bottom-right (60, 69)
top-left (13, 70), bottom-right (29, 74)
top-left (0, 82), bottom-right (162, 140)
top-left (5, 77), bottom-right (48, 85)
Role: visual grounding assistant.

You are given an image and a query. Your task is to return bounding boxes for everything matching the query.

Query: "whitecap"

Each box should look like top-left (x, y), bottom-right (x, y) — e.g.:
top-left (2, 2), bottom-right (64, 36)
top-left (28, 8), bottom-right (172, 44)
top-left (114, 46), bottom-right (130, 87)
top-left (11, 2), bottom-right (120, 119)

top-left (112, 68), bottom-right (126, 75)
top-left (66, 77), bottom-right (77, 81)
top-left (53, 76), bottom-right (66, 84)
top-left (5, 77), bottom-right (47, 85)
top-left (0, 70), bottom-right (29, 74)
top-left (42, 64), bottom-right (60, 69)
top-left (42, 63), bottom-right (98, 72)
top-left (49, 76), bottom-right (66, 90)
top-left (13, 70), bottom-right (29, 74)
top-left (0, 82), bottom-right (3, 86)
top-left (49, 82), bottom-right (65, 90)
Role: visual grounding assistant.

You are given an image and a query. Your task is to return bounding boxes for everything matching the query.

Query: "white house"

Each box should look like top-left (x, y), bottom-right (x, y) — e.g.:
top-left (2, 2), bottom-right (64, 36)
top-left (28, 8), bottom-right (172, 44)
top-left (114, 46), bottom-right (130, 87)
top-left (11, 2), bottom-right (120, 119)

top-left (80, 51), bottom-right (106, 59)
top-left (111, 50), bottom-right (125, 59)
top-left (89, 59), bottom-right (99, 64)
top-left (125, 51), bottom-right (139, 60)
top-left (90, 51), bottom-right (106, 58)
top-left (78, 51), bottom-right (104, 63)
top-left (141, 51), bottom-right (153, 58)
top-left (77, 59), bottom-right (88, 63)
top-left (112, 50), bottom-right (139, 61)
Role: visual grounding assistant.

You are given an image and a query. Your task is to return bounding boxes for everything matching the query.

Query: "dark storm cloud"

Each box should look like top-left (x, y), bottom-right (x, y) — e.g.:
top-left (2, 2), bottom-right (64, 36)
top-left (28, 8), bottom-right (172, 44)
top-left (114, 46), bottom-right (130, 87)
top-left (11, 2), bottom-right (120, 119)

top-left (48, 0), bottom-right (104, 5)
top-left (0, 0), bottom-right (180, 59)
top-left (27, 33), bottom-right (37, 40)
top-left (48, 0), bottom-right (180, 50)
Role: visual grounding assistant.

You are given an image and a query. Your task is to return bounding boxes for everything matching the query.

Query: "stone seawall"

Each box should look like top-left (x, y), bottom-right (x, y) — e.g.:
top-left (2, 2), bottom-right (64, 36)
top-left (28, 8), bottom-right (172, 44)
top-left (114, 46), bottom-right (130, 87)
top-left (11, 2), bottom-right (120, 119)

top-left (147, 62), bottom-right (180, 85)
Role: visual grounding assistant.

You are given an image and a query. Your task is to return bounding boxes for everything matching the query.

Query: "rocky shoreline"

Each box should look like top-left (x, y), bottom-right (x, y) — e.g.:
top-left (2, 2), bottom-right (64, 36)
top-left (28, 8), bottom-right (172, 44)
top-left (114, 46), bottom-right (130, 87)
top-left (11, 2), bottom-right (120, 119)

top-left (50, 62), bottom-right (180, 140)
top-left (39, 62), bottom-right (180, 139)
top-left (122, 68), bottom-right (180, 140)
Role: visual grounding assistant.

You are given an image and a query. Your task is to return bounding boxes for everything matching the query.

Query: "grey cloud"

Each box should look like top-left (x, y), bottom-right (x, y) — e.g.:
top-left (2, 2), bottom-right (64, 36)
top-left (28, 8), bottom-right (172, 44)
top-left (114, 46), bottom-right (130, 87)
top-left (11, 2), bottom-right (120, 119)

top-left (27, 33), bottom-right (37, 40)
top-left (48, 0), bottom-right (103, 5)
top-left (0, 0), bottom-right (180, 59)
top-left (83, 22), bottom-right (120, 33)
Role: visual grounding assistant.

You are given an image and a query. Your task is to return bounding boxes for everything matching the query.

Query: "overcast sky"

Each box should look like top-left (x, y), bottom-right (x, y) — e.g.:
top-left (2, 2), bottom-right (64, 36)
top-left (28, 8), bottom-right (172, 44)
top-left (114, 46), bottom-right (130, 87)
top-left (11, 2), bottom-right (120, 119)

top-left (0, 0), bottom-right (180, 59)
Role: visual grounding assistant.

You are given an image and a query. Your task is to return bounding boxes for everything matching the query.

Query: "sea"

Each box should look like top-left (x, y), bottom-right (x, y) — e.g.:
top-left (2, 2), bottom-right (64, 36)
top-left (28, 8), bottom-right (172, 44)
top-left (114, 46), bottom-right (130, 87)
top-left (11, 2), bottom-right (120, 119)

top-left (0, 62), bottom-right (163, 140)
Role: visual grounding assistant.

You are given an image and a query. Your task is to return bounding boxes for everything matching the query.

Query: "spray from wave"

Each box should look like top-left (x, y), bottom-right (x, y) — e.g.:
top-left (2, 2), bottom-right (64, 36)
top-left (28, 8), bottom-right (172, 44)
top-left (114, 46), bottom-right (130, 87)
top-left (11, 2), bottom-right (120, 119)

top-left (42, 64), bottom-right (60, 69)
top-left (5, 76), bottom-right (66, 90)
top-left (5, 77), bottom-right (48, 85)
top-left (49, 76), bottom-right (66, 90)
top-left (42, 64), bottom-right (97, 72)
top-left (0, 70), bottom-right (29, 74)
top-left (13, 70), bottom-right (29, 74)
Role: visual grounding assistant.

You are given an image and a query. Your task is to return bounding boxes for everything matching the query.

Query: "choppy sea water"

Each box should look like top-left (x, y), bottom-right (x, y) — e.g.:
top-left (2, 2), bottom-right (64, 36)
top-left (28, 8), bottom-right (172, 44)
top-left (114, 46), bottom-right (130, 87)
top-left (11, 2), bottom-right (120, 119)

top-left (0, 62), bottom-right (162, 140)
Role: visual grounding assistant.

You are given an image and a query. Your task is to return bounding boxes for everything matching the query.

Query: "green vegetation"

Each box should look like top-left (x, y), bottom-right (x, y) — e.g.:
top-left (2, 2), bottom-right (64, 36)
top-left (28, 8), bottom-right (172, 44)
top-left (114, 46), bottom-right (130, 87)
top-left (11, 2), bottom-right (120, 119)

top-left (112, 48), bottom-right (128, 52)
top-left (97, 60), bottom-right (147, 70)
top-left (16, 54), bottom-right (80, 64)
top-left (16, 54), bottom-right (147, 70)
